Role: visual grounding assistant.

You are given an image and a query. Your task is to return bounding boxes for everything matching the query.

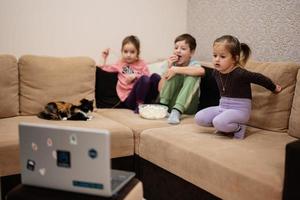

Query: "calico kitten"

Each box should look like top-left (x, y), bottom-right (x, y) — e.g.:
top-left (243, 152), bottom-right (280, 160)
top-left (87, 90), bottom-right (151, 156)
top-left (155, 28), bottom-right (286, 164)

top-left (38, 98), bottom-right (94, 121)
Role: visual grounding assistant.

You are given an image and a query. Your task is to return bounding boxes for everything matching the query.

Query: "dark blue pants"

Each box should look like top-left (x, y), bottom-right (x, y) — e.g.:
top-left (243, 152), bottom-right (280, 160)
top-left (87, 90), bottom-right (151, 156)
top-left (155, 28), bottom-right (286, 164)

top-left (123, 73), bottom-right (161, 110)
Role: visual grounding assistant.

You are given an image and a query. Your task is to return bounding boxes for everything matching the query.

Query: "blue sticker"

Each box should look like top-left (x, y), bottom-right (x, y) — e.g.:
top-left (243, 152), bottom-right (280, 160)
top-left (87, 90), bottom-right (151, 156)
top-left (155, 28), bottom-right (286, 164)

top-left (88, 148), bottom-right (98, 159)
top-left (73, 180), bottom-right (103, 190)
top-left (57, 150), bottom-right (71, 168)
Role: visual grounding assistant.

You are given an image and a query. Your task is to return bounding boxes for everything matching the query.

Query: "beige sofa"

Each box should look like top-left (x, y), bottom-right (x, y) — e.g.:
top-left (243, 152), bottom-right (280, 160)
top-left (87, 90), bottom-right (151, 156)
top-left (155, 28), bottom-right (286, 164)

top-left (0, 54), bottom-right (299, 200)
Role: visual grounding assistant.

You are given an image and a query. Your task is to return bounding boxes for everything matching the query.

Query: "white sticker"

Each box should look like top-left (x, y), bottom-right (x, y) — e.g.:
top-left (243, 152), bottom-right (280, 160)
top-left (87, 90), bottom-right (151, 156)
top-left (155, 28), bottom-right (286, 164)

top-left (52, 150), bottom-right (57, 159)
top-left (31, 142), bottom-right (38, 151)
top-left (39, 168), bottom-right (46, 176)
top-left (69, 134), bottom-right (78, 145)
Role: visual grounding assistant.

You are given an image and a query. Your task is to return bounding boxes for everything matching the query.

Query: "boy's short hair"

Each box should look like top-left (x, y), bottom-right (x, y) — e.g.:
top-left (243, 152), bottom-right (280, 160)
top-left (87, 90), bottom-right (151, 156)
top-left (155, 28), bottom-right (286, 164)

top-left (175, 34), bottom-right (197, 51)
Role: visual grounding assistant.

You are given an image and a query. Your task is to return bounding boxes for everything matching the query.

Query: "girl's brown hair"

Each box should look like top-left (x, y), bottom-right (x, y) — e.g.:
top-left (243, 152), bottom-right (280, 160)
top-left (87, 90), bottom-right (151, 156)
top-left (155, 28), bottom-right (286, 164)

top-left (214, 35), bottom-right (251, 66)
top-left (122, 35), bottom-right (140, 58)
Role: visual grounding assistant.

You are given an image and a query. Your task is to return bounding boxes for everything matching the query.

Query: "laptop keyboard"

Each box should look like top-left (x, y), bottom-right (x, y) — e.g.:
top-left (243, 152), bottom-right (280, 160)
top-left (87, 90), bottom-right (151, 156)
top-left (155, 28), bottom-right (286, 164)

top-left (111, 174), bottom-right (128, 190)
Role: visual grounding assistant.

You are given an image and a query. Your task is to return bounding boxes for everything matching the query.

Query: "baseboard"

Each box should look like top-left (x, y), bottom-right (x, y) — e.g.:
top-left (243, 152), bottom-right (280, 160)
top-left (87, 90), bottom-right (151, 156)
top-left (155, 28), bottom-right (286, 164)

top-left (137, 156), bottom-right (220, 200)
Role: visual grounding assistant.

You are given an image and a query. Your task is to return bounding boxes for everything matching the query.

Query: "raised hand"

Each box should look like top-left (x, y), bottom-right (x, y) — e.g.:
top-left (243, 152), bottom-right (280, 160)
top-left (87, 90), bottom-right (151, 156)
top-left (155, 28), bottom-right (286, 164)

top-left (99, 48), bottom-right (110, 67)
top-left (102, 48), bottom-right (110, 60)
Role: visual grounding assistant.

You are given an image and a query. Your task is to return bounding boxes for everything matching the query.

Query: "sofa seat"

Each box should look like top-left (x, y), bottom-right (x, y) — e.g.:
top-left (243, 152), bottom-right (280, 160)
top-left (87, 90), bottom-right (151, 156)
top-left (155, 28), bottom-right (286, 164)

top-left (139, 124), bottom-right (297, 200)
top-left (0, 113), bottom-right (134, 177)
top-left (97, 108), bottom-right (195, 154)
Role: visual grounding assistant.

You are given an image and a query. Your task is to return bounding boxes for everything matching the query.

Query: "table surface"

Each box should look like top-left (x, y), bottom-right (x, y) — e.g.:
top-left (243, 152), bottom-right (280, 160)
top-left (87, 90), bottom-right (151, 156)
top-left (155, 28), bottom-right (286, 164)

top-left (6, 178), bottom-right (140, 200)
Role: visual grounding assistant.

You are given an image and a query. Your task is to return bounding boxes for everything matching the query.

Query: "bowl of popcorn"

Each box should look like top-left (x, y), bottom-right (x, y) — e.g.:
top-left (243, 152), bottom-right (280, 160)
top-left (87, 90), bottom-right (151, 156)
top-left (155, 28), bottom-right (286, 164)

top-left (139, 104), bottom-right (168, 119)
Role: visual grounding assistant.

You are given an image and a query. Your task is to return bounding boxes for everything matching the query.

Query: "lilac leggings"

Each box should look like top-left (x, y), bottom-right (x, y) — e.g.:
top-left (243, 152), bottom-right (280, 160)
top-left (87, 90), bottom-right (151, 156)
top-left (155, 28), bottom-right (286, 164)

top-left (195, 97), bottom-right (251, 132)
top-left (123, 73), bottom-right (161, 110)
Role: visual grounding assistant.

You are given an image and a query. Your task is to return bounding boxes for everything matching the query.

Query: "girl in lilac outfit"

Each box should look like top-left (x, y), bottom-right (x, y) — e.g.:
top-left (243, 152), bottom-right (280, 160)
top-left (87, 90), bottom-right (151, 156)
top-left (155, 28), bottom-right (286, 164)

top-left (194, 35), bottom-right (281, 139)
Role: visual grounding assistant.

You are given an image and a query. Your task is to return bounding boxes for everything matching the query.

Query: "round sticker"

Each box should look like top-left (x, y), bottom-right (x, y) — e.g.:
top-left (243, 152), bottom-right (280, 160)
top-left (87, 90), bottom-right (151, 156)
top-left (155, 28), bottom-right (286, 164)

top-left (88, 149), bottom-right (98, 159)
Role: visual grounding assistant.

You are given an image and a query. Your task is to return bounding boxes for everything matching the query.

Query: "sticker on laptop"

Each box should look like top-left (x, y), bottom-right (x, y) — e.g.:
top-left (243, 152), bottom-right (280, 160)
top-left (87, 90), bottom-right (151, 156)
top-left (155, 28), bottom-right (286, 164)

top-left (31, 142), bottom-right (38, 151)
top-left (73, 180), bottom-right (103, 190)
top-left (47, 138), bottom-right (53, 147)
top-left (88, 148), bottom-right (98, 159)
top-left (39, 168), bottom-right (46, 176)
top-left (27, 159), bottom-right (35, 171)
top-left (69, 134), bottom-right (78, 145)
top-left (57, 150), bottom-right (71, 168)
top-left (52, 150), bottom-right (57, 160)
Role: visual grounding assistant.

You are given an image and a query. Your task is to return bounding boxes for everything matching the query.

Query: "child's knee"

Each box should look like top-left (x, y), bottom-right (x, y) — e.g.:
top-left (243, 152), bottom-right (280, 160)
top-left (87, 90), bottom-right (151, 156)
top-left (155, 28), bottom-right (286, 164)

top-left (139, 75), bottom-right (150, 84)
top-left (150, 73), bottom-right (161, 86)
top-left (194, 111), bottom-right (211, 126)
top-left (212, 117), bottom-right (231, 132)
top-left (150, 73), bottom-right (161, 81)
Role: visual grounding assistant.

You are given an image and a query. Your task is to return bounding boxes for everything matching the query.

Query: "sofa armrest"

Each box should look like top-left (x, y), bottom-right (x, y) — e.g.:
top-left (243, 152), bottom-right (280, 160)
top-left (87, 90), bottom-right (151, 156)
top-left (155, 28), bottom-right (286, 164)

top-left (283, 139), bottom-right (300, 200)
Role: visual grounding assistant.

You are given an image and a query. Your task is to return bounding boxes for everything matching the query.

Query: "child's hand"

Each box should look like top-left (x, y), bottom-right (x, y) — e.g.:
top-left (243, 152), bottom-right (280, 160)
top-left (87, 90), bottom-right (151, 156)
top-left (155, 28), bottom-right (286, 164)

top-left (167, 55), bottom-right (179, 67)
top-left (274, 84), bottom-right (282, 93)
top-left (101, 48), bottom-right (110, 60)
top-left (164, 67), bottom-right (177, 80)
top-left (124, 74), bottom-right (137, 84)
top-left (98, 48), bottom-right (110, 67)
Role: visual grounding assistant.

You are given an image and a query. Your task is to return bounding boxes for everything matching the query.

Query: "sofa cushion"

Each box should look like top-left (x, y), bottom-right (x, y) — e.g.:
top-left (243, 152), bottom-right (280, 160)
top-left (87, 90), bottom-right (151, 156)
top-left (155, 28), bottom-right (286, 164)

top-left (0, 113), bottom-right (134, 176)
top-left (0, 55), bottom-right (19, 118)
top-left (245, 61), bottom-right (300, 132)
top-left (18, 55), bottom-right (95, 115)
top-left (288, 69), bottom-right (300, 138)
top-left (95, 68), bottom-right (120, 108)
top-left (139, 124), bottom-right (296, 200)
top-left (97, 108), bottom-right (195, 154)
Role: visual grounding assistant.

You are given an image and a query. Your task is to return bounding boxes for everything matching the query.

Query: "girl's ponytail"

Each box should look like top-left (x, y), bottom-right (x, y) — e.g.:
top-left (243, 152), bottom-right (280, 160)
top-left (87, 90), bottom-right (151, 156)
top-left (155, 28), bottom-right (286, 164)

top-left (240, 43), bottom-right (251, 66)
top-left (214, 35), bottom-right (252, 66)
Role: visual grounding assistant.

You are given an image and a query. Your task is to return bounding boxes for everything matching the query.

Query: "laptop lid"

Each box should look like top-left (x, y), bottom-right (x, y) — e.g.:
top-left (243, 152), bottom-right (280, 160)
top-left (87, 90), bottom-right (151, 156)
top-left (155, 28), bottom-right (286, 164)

top-left (19, 122), bottom-right (133, 197)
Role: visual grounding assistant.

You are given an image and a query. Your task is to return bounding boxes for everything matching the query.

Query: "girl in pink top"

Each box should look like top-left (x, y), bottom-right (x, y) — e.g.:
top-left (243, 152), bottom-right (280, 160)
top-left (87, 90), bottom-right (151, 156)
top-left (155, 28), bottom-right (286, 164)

top-left (98, 35), bottom-right (161, 112)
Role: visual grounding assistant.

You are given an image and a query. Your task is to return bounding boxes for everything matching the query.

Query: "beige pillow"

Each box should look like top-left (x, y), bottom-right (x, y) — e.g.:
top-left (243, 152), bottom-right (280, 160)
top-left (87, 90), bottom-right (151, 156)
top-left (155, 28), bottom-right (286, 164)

top-left (245, 61), bottom-right (300, 132)
top-left (19, 55), bottom-right (95, 115)
top-left (0, 55), bottom-right (19, 118)
top-left (288, 69), bottom-right (300, 138)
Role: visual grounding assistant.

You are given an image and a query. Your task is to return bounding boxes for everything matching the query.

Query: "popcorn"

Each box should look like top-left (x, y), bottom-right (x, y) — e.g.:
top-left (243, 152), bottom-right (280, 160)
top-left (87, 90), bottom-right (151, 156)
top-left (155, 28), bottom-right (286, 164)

top-left (139, 104), bottom-right (168, 119)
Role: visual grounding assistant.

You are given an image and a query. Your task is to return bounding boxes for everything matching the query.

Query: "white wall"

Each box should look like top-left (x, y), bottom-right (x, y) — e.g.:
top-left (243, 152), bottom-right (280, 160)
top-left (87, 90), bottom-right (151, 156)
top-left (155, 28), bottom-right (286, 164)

top-left (0, 0), bottom-right (187, 63)
top-left (188, 0), bottom-right (300, 63)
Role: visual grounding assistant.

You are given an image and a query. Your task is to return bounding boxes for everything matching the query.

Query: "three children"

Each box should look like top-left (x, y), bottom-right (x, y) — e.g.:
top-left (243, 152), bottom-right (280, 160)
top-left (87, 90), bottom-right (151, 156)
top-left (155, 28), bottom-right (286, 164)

top-left (98, 34), bottom-right (281, 139)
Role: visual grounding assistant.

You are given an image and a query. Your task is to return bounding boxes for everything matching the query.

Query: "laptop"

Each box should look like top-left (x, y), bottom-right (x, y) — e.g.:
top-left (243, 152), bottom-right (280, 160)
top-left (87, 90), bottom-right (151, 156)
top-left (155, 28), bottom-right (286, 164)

top-left (18, 122), bottom-right (135, 197)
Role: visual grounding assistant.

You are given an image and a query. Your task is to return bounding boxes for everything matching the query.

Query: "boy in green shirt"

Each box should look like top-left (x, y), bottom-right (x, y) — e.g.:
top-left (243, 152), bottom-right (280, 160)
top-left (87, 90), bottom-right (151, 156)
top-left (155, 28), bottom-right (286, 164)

top-left (159, 34), bottom-right (205, 124)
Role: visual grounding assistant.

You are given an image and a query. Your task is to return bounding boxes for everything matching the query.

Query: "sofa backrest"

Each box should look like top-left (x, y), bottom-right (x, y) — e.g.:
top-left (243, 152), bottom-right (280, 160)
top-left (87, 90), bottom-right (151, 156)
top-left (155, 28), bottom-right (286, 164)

top-left (288, 69), bottom-right (300, 138)
top-left (95, 68), bottom-right (120, 108)
top-left (198, 66), bottom-right (220, 110)
top-left (18, 55), bottom-right (95, 115)
top-left (0, 55), bottom-right (19, 118)
top-left (245, 61), bottom-right (300, 132)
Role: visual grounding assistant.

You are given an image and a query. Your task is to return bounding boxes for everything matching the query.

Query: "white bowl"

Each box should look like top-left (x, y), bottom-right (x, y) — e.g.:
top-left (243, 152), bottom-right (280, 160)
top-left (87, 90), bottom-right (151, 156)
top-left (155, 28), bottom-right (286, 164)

top-left (139, 104), bottom-right (168, 119)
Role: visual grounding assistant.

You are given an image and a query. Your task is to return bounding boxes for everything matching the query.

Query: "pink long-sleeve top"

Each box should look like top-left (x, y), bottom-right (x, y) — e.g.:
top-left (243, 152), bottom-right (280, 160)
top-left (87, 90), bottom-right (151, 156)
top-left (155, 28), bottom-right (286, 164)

top-left (101, 59), bottom-right (150, 101)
